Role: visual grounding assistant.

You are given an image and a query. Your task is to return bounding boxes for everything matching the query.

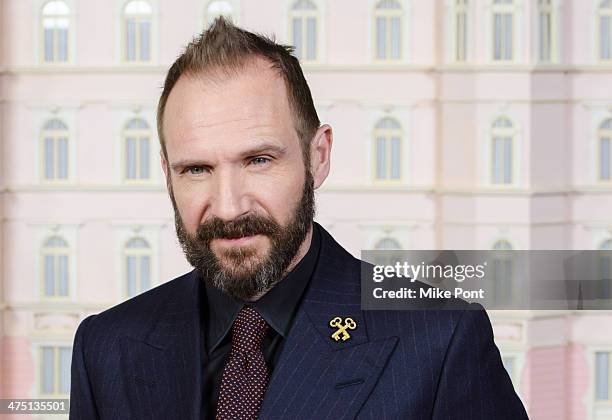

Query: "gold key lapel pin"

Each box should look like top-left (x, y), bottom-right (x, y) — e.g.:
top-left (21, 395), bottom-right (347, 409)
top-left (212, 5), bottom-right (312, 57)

top-left (329, 316), bottom-right (357, 341)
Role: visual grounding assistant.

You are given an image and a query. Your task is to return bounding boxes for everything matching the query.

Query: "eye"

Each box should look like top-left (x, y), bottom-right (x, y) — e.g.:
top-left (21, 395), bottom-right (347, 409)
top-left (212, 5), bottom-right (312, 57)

top-left (185, 166), bottom-right (207, 175)
top-left (250, 156), bottom-right (271, 166)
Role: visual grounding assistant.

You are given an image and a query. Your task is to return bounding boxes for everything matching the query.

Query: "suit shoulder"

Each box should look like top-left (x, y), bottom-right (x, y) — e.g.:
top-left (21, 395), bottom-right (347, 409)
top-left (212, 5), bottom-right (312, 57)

top-left (81, 270), bottom-right (197, 337)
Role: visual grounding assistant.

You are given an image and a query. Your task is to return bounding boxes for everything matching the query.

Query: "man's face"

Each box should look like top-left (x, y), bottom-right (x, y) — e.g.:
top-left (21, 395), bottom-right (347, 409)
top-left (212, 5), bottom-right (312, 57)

top-left (161, 58), bottom-right (314, 301)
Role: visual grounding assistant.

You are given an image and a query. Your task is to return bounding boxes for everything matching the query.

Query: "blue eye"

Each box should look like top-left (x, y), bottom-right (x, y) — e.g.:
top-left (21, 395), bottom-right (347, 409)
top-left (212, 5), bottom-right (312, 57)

top-left (186, 166), bottom-right (206, 175)
top-left (250, 157), bottom-right (270, 165)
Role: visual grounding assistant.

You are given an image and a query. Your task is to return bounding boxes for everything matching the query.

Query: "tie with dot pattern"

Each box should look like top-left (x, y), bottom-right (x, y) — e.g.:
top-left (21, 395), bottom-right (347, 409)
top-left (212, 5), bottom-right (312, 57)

top-left (215, 306), bottom-right (270, 419)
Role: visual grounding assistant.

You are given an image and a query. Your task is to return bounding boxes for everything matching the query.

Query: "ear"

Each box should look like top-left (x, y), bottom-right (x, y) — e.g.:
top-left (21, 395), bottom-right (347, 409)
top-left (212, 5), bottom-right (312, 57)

top-left (309, 124), bottom-right (333, 189)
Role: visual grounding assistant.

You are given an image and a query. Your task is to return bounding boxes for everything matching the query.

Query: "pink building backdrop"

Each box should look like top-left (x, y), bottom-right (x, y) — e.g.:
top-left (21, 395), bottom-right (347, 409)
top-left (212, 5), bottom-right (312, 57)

top-left (1, 0), bottom-right (612, 419)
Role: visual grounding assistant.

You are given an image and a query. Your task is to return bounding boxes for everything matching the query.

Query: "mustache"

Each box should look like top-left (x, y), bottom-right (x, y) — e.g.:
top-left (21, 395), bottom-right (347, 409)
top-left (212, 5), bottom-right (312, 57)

top-left (195, 214), bottom-right (281, 242)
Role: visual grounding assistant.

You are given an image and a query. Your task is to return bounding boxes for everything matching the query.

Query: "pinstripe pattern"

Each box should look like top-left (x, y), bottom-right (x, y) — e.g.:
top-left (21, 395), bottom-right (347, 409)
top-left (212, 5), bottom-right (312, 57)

top-left (70, 222), bottom-right (529, 419)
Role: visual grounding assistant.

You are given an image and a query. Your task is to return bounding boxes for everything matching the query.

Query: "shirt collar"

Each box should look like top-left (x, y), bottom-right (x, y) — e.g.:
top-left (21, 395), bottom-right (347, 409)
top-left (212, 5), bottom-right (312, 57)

top-left (202, 222), bottom-right (321, 354)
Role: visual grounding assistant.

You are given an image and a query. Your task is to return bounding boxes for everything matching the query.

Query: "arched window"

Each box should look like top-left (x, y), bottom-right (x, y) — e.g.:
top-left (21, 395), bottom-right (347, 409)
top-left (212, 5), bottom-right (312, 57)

top-left (41, 1), bottom-right (70, 63)
top-left (123, 118), bottom-right (151, 181)
top-left (125, 237), bottom-right (151, 297)
top-left (290, 0), bottom-right (318, 62)
top-left (41, 119), bottom-right (69, 181)
top-left (373, 237), bottom-right (403, 267)
top-left (42, 236), bottom-right (69, 298)
top-left (373, 117), bottom-right (402, 181)
top-left (375, 237), bottom-right (401, 250)
top-left (123, 0), bottom-right (152, 63)
top-left (374, 0), bottom-right (402, 61)
top-left (492, 239), bottom-right (513, 306)
top-left (599, 119), bottom-right (612, 181)
top-left (599, 0), bottom-right (612, 61)
top-left (453, 0), bottom-right (468, 62)
top-left (491, 117), bottom-right (514, 185)
top-left (205, 0), bottom-right (233, 25)
top-left (492, 0), bottom-right (514, 61)
top-left (537, 0), bottom-right (553, 62)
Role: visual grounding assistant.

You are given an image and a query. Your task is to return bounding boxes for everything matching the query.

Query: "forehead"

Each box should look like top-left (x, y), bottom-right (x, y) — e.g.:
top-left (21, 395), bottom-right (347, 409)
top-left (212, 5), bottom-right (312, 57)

top-left (162, 59), bottom-right (297, 156)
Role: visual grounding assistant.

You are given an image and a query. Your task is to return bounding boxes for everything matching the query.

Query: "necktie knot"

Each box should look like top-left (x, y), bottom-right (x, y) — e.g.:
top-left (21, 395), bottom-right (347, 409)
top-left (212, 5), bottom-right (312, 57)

top-left (231, 306), bottom-right (269, 353)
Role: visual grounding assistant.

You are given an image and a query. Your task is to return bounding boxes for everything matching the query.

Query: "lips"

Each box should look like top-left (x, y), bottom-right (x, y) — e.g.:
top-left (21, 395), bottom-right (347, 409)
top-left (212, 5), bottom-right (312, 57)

top-left (215, 234), bottom-right (258, 245)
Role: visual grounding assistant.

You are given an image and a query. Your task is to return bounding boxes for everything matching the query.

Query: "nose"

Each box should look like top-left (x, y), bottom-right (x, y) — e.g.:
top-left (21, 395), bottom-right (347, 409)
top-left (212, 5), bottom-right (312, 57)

top-left (209, 167), bottom-right (250, 222)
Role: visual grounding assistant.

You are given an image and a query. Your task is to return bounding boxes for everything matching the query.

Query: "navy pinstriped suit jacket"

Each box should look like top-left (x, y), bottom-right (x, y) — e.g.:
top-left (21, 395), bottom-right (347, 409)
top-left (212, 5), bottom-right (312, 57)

top-left (69, 223), bottom-right (529, 419)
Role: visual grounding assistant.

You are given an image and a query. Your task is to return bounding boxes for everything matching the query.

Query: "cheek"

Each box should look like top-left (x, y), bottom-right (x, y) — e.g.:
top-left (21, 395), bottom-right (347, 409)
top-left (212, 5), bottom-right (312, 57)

top-left (252, 171), bottom-right (304, 223)
top-left (173, 185), bottom-right (208, 231)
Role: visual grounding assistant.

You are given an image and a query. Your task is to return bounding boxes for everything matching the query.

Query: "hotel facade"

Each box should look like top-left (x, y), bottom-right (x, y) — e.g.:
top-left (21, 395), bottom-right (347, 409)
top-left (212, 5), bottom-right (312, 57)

top-left (1, 1), bottom-right (612, 419)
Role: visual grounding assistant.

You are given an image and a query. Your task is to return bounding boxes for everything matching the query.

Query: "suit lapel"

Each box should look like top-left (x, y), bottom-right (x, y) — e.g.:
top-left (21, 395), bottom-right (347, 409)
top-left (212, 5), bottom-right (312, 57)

top-left (258, 224), bottom-right (398, 420)
top-left (120, 271), bottom-right (203, 420)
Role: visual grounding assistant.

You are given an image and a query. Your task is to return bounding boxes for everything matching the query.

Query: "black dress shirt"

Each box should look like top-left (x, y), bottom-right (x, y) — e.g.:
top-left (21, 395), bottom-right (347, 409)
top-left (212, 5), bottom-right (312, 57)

top-left (200, 223), bottom-right (321, 419)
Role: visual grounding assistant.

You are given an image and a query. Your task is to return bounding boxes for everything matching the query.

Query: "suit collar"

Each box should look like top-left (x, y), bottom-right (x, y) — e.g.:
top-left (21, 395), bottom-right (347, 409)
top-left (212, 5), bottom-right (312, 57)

top-left (258, 223), bottom-right (399, 419)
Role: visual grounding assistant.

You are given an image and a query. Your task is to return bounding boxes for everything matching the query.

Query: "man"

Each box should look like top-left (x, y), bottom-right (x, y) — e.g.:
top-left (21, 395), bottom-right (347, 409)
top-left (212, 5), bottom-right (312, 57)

top-left (70, 18), bottom-right (528, 420)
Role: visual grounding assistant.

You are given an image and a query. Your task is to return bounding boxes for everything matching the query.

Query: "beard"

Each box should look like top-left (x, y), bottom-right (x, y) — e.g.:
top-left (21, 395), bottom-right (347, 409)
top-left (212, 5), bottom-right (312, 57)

top-left (169, 168), bottom-right (315, 302)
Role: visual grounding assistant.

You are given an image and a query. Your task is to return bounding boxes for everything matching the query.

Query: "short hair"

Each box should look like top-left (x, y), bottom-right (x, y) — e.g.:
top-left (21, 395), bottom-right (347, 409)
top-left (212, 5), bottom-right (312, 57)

top-left (157, 17), bottom-right (320, 164)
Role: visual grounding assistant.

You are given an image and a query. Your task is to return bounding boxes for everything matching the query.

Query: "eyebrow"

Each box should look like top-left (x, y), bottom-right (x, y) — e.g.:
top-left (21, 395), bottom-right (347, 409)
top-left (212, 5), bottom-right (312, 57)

top-left (170, 143), bottom-right (288, 172)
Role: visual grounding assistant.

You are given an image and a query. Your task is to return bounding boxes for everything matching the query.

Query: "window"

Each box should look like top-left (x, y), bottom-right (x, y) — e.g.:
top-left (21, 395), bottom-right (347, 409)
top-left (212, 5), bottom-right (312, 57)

top-left (492, 240), bottom-right (513, 306)
top-left (453, 0), bottom-right (468, 62)
top-left (492, 0), bottom-right (514, 61)
top-left (596, 351), bottom-right (612, 401)
top-left (41, 346), bottom-right (71, 396)
top-left (373, 117), bottom-right (402, 182)
top-left (205, 0), bottom-right (233, 25)
top-left (374, 0), bottom-right (402, 61)
top-left (123, 118), bottom-right (151, 181)
top-left (537, 0), bottom-right (554, 62)
top-left (502, 356), bottom-right (516, 383)
top-left (491, 117), bottom-right (514, 185)
top-left (41, 119), bottom-right (69, 181)
top-left (41, 1), bottom-right (70, 63)
top-left (374, 237), bottom-right (403, 266)
top-left (599, 0), bottom-right (612, 61)
top-left (599, 239), bottom-right (612, 299)
top-left (125, 238), bottom-right (152, 297)
top-left (599, 119), bottom-right (612, 181)
top-left (123, 0), bottom-right (152, 63)
top-left (290, 0), bottom-right (318, 62)
top-left (42, 236), bottom-right (69, 298)
top-left (375, 237), bottom-right (401, 250)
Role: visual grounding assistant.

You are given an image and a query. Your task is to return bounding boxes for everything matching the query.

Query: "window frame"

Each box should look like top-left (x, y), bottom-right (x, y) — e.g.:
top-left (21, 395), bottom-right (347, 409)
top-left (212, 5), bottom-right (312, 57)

top-left (40, 236), bottom-right (71, 301)
top-left (536, 0), bottom-right (558, 63)
top-left (38, 0), bottom-right (73, 65)
top-left (592, 349), bottom-right (612, 405)
top-left (39, 118), bottom-right (70, 184)
top-left (598, 118), bottom-right (612, 183)
top-left (372, 0), bottom-right (405, 63)
top-left (39, 345), bottom-right (72, 397)
top-left (450, 0), bottom-right (470, 63)
top-left (372, 117), bottom-right (404, 184)
top-left (490, 0), bottom-right (517, 63)
top-left (597, 0), bottom-right (612, 63)
top-left (123, 237), bottom-right (153, 298)
top-left (488, 116), bottom-right (518, 187)
top-left (114, 226), bottom-right (160, 301)
top-left (39, 0), bottom-right (74, 65)
top-left (120, 0), bottom-right (156, 65)
top-left (122, 117), bottom-right (153, 184)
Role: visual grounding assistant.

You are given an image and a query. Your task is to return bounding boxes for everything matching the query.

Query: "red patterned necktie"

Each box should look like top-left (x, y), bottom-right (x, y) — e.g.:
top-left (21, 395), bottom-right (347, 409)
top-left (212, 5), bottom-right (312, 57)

top-left (216, 306), bottom-right (270, 419)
